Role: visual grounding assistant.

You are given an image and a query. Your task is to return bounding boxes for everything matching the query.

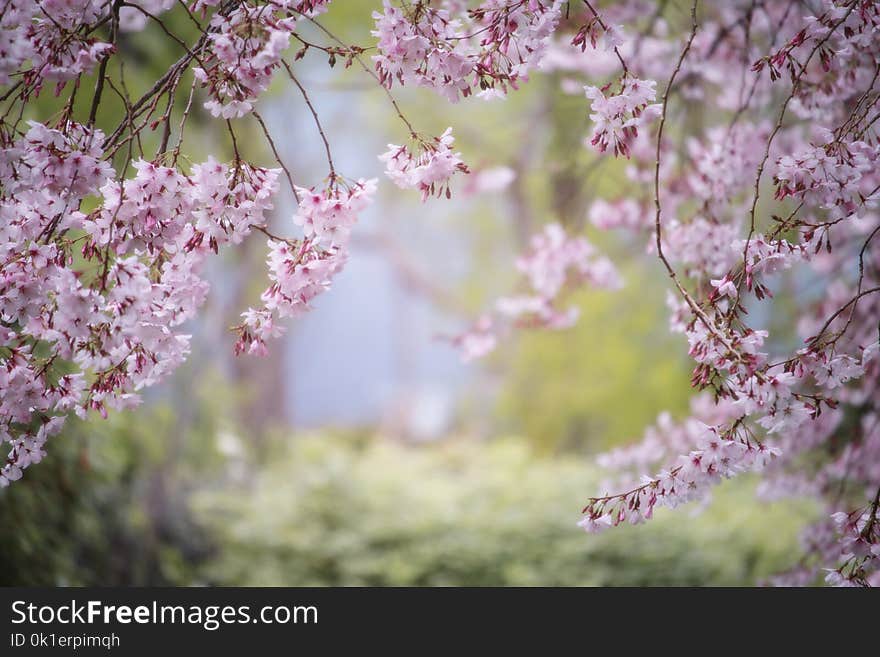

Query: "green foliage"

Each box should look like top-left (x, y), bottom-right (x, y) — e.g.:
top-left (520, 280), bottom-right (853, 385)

top-left (193, 433), bottom-right (811, 586)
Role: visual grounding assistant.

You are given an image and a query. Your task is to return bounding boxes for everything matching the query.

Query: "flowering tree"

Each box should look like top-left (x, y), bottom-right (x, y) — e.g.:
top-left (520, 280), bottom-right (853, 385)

top-left (1, 0), bottom-right (878, 586)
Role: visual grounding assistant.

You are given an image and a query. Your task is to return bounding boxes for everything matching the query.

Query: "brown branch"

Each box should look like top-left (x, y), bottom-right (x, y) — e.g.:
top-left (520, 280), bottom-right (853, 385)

top-left (740, 1), bottom-right (859, 277)
top-left (281, 60), bottom-right (336, 181)
top-left (653, 1), bottom-right (705, 320)
top-left (88, 0), bottom-right (121, 127)
top-left (252, 109), bottom-right (300, 203)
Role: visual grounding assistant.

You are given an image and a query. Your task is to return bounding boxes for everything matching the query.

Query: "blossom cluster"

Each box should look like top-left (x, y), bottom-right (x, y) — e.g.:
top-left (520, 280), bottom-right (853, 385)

top-left (569, 0), bottom-right (880, 587)
top-left (579, 422), bottom-right (781, 531)
top-left (193, 4), bottom-right (298, 118)
top-left (823, 506), bottom-right (880, 586)
top-left (0, 0), bottom-right (433, 490)
top-left (774, 136), bottom-right (880, 222)
top-left (371, 0), bottom-right (563, 102)
top-left (379, 128), bottom-right (469, 201)
top-left (233, 179), bottom-right (377, 356)
top-left (1, 0), bottom-right (113, 86)
top-left (190, 1), bottom-right (333, 117)
top-left (0, 118), bottom-right (281, 486)
top-left (451, 223), bottom-right (621, 361)
top-left (583, 78), bottom-right (661, 158)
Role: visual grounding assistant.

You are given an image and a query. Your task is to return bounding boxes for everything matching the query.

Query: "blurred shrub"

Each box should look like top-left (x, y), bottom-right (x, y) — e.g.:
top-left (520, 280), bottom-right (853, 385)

top-left (0, 375), bottom-right (228, 586)
top-left (2, 408), bottom-right (812, 586)
top-left (194, 433), bottom-right (812, 586)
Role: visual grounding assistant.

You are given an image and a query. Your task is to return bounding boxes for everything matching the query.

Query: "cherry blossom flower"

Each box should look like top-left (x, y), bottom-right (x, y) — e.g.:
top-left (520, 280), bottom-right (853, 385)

top-left (379, 128), bottom-right (469, 201)
top-left (584, 78), bottom-right (662, 158)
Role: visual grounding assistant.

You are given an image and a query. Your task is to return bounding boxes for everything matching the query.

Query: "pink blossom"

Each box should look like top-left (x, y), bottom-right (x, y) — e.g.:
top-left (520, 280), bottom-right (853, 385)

top-left (379, 128), bottom-right (469, 201)
top-left (461, 166), bottom-right (515, 196)
top-left (371, 0), bottom-right (563, 102)
top-left (234, 180), bottom-right (377, 355)
top-left (450, 316), bottom-right (497, 363)
top-left (584, 78), bottom-right (662, 158)
top-left (193, 5), bottom-right (299, 118)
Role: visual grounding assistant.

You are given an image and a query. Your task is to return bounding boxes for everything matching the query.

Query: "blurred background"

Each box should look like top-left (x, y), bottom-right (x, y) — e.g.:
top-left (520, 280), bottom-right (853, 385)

top-left (0, 3), bottom-right (814, 586)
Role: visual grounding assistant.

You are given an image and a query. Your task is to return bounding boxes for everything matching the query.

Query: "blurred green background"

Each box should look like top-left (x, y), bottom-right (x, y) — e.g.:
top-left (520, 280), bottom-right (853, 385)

top-left (0, 2), bottom-right (815, 586)
top-left (0, 398), bottom-right (810, 586)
